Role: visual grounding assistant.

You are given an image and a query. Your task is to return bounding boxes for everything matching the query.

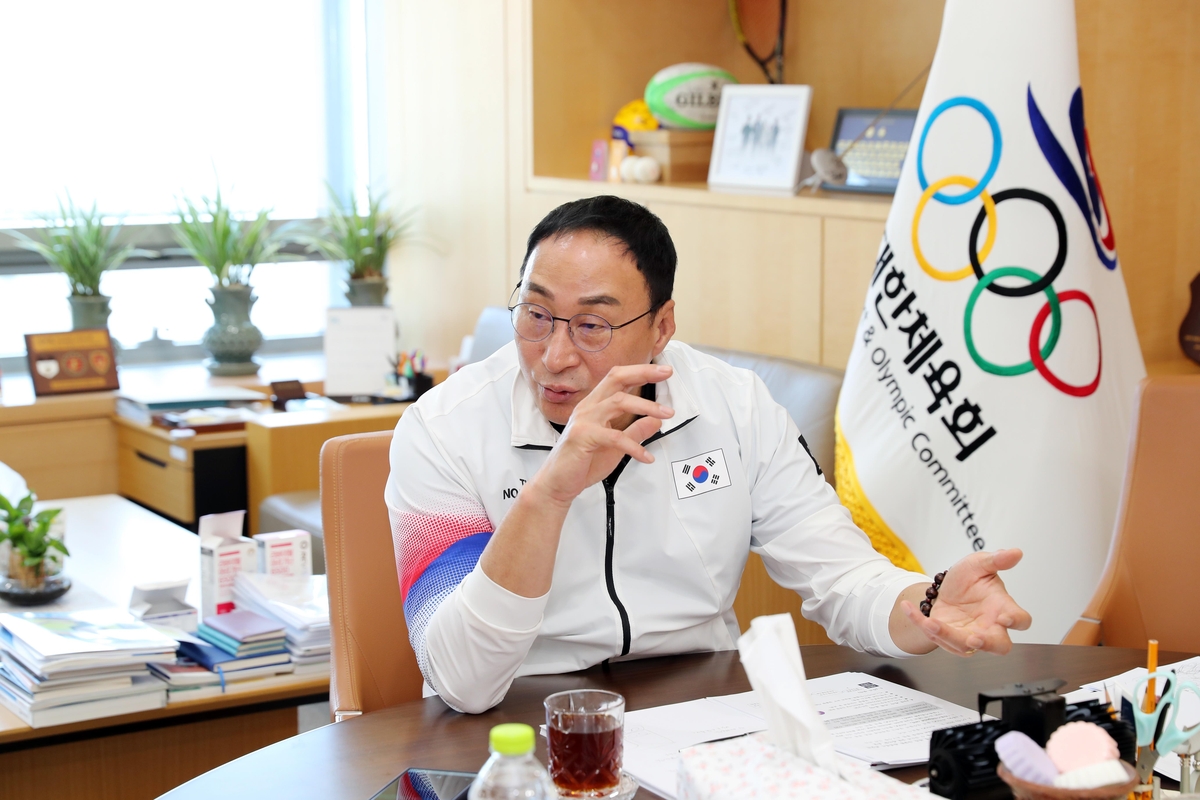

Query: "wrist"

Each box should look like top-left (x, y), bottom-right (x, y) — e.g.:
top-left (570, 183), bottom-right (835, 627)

top-left (521, 475), bottom-right (576, 513)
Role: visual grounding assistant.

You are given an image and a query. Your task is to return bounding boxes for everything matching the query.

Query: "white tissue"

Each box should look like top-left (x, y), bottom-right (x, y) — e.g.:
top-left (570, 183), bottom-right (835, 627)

top-left (737, 613), bottom-right (843, 777)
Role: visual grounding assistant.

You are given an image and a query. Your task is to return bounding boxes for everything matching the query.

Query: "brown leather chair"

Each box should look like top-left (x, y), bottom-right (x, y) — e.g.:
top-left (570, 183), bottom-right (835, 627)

top-left (1061, 375), bottom-right (1200, 651)
top-left (320, 430), bottom-right (423, 721)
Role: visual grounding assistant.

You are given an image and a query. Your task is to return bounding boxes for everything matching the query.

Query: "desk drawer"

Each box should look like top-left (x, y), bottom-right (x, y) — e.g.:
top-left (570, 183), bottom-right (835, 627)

top-left (117, 423), bottom-right (193, 468)
top-left (118, 444), bottom-right (195, 522)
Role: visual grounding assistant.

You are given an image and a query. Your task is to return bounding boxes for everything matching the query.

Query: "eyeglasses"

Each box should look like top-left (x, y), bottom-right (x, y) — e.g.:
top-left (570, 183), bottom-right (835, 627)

top-left (508, 301), bottom-right (658, 352)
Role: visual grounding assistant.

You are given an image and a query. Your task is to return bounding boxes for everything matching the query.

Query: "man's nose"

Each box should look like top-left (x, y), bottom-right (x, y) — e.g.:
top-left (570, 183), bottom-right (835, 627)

top-left (542, 320), bottom-right (580, 372)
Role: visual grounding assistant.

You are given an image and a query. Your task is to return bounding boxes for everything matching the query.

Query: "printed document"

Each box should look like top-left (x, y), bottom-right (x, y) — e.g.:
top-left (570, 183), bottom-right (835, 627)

top-left (621, 672), bottom-right (979, 799)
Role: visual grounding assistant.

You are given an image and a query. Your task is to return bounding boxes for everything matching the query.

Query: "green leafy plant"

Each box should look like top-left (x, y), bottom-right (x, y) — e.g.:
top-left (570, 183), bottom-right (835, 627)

top-left (9, 198), bottom-right (148, 296)
top-left (172, 190), bottom-right (286, 287)
top-left (294, 186), bottom-right (412, 280)
top-left (0, 491), bottom-right (66, 587)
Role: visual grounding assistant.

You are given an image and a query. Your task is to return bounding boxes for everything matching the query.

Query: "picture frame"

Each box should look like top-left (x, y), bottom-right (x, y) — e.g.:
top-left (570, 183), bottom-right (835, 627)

top-left (707, 84), bottom-right (813, 196)
top-left (821, 107), bottom-right (918, 195)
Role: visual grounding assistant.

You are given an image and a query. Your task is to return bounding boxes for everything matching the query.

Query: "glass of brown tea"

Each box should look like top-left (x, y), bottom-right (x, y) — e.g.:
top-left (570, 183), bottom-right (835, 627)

top-left (544, 690), bottom-right (625, 797)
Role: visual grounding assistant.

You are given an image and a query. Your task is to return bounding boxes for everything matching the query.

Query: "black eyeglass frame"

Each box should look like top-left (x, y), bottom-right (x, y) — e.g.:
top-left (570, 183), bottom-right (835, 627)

top-left (507, 284), bottom-right (661, 353)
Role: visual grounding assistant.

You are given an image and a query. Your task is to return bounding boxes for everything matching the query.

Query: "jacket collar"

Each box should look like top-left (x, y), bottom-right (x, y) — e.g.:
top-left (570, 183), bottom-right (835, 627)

top-left (510, 345), bottom-right (700, 449)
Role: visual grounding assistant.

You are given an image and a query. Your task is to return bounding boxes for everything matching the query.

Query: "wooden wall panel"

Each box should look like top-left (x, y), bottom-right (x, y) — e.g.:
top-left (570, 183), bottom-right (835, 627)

top-left (0, 418), bottom-right (117, 500)
top-left (530, 0), bottom-right (755, 179)
top-left (787, 1), bottom-right (944, 153)
top-left (822, 217), bottom-right (886, 368)
top-left (1076, 0), bottom-right (1200, 366)
top-left (653, 204), bottom-right (822, 362)
top-left (0, 707), bottom-right (296, 800)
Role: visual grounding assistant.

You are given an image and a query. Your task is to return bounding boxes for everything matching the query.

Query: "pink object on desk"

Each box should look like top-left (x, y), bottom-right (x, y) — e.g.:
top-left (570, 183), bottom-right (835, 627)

top-left (1045, 722), bottom-right (1119, 773)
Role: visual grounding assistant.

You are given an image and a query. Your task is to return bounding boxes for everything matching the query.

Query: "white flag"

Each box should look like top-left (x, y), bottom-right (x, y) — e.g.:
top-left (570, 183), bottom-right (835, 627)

top-left (835, 0), bottom-right (1145, 642)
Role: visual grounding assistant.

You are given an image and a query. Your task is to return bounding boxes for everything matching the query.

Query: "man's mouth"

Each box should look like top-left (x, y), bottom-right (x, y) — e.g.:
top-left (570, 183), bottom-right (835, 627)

top-left (540, 384), bottom-right (578, 403)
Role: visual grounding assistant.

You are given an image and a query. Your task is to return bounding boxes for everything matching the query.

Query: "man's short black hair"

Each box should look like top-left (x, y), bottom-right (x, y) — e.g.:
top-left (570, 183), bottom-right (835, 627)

top-left (519, 195), bottom-right (676, 310)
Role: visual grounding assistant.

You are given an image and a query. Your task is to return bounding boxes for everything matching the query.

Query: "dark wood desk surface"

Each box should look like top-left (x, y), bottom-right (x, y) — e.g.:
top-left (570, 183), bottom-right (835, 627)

top-left (162, 644), bottom-right (1189, 800)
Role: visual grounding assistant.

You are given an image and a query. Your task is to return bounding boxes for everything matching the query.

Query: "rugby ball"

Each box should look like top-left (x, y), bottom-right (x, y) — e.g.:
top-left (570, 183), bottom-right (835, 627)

top-left (644, 63), bottom-right (737, 130)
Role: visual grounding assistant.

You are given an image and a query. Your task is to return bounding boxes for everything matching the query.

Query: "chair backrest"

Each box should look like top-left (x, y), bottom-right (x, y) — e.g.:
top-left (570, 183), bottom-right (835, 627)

top-left (467, 306), bottom-right (514, 364)
top-left (320, 430), bottom-right (423, 720)
top-left (1062, 375), bottom-right (1200, 650)
top-left (694, 345), bottom-right (844, 480)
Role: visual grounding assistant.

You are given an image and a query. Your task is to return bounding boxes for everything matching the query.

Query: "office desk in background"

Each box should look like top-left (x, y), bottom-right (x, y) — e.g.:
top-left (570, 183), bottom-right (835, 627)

top-left (0, 495), bottom-right (328, 800)
top-left (161, 644), bottom-right (1191, 800)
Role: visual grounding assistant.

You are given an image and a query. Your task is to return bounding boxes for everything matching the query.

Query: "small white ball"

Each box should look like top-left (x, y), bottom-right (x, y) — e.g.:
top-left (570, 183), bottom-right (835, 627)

top-left (633, 156), bottom-right (662, 183)
top-left (619, 155), bottom-right (640, 183)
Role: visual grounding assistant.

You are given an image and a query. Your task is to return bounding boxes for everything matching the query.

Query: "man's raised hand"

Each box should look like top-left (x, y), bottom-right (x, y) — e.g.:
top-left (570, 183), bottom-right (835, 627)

top-left (534, 364), bottom-right (675, 508)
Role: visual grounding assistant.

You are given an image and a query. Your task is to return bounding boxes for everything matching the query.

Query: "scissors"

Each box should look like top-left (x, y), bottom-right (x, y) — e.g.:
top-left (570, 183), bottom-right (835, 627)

top-left (1132, 671), bottom-right (1200, 784)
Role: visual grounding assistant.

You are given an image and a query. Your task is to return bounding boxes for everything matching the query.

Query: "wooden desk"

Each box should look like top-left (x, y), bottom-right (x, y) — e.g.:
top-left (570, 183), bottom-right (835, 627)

top-left (246, 402), bottom-right (410, 534)
top-left (0, 353), bottom-right (327, 501)
top-left (161, 644), bottom-right (1190, 800)
top-left (0, 496), bottom-right (329, 800)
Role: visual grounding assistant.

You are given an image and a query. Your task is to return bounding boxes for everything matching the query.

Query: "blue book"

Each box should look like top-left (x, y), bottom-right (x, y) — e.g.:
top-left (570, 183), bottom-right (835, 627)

top-left (176, 640), bottom-right (289, 673)
top-left (196, 625), bottom-right (285, 657)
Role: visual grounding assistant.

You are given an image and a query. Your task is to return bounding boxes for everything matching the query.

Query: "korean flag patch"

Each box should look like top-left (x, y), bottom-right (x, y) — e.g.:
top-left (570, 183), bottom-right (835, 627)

top-left (671, 449), bottom-right (731, 500)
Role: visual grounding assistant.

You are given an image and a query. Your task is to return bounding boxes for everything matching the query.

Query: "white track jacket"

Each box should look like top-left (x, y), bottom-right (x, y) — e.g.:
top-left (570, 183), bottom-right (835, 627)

top-left (385, 341), bottom-right (929, 713)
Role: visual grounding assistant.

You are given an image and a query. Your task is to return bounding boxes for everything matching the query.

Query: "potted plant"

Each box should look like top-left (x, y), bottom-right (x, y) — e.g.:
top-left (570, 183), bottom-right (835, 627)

top-left (0, 491), bottom-right (68, 601)
top-left (295, 187), bottom-right (411, 306)
top-left (173, 190), bottom-right (286, 375)
top-left (10, 198), bottom-right (149, 330)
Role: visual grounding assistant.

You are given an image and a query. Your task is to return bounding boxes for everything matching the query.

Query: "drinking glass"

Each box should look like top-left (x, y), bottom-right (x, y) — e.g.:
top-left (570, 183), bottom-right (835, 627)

top-left (544, 690), bottom-right (625, 797)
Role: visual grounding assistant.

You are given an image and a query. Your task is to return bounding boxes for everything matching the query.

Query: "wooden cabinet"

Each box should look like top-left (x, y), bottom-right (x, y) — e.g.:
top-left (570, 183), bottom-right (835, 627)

top-left (114, 418), bottom-right (248, 528)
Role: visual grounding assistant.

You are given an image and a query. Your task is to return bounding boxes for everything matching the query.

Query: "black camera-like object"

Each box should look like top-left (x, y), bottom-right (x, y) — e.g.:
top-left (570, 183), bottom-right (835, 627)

top-left (927, 679), bottom-right (1135, 800)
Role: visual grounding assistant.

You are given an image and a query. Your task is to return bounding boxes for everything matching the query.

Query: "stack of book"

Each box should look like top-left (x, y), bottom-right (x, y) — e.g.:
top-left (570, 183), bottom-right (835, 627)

top-left (0, 609), bottom-right (178, 727)
top-left (163, 610), bottom-right (293, 702)
top-left (234, 572), bottom-right (331, 678)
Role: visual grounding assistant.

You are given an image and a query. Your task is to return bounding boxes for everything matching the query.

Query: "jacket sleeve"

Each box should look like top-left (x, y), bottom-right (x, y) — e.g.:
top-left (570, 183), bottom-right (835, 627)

top-left (744, 376), bottom-right (929, 657)
top-left (385, 406), bottom-right (548, 713)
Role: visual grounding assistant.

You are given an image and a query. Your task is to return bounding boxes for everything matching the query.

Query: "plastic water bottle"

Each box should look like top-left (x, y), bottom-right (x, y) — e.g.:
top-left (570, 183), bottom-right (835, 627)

top-left (468, 723), bottom-right (557, 800)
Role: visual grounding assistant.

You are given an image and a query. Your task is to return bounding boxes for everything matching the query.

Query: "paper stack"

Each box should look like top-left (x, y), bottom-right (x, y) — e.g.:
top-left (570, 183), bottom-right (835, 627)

top-left (198, 609), bottom-right (287, 657)
top-left (234, 573), bottom-right (331, 678)
top-left (0, 609), bottom-right (177, 727)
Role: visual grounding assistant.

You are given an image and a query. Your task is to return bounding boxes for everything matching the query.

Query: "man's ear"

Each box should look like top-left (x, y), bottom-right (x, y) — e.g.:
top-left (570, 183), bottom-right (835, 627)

top-left (650, 299), bottom-right (676, 357)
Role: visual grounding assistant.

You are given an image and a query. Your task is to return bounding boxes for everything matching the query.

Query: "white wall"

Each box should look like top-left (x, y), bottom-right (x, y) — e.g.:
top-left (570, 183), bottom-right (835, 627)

top-left (378, 0), bottom-right (513, 365)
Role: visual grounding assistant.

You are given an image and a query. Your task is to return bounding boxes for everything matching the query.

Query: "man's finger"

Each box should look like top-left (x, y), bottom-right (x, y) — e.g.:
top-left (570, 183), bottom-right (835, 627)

top-left (596, 363), bottom-right (673, 395)
top-left (597, 391), bottom-right (673, 423)
top-left (599, 427), bottom-right (655, 464)
top-left (625, 415), bottom-right (664, 444)
top-left (985, 548), bottom-right (1023, 573)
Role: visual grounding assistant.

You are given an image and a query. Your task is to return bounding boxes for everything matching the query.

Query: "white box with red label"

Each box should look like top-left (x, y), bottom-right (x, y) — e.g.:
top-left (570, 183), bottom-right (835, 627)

top-left (254, 529), bottom-right (313, 577)
top-left (198, 511), bottom-right (255, 618)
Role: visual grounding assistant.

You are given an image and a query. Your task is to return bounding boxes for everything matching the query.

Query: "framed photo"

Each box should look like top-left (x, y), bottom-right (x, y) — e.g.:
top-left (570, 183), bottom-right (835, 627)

top-left (821, 107), bottom-right (918, 195)
top-left (707, 84), bottom-right (813, 195)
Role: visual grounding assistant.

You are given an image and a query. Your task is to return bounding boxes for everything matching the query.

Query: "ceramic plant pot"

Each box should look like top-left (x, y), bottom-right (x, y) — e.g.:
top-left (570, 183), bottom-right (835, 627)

top-left (346, 276), bottom-right (388, 306)
top-left (69, 294), bottom-right (112, 330)
top-left (202, 284), bottom-right (263, 375)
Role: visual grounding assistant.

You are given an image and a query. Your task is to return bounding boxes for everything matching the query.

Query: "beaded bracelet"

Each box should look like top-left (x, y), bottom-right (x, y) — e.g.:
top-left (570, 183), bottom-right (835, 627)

top-left (920, 570), bottom-right (947, 617)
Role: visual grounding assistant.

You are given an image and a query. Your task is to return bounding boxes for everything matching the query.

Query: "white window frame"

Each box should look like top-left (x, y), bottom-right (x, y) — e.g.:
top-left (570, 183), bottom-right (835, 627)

top-left (0, 0), bottom-right (385, 375)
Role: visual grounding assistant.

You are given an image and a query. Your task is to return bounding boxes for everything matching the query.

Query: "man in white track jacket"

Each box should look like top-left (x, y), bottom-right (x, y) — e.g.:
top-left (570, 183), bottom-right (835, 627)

top-left (386, 196), bottom-right (1031, 714)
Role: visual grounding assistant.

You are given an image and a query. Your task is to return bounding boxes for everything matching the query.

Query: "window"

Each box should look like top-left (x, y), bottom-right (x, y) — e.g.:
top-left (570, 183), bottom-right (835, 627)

top-left (0, 0), bottom-right (373, 364)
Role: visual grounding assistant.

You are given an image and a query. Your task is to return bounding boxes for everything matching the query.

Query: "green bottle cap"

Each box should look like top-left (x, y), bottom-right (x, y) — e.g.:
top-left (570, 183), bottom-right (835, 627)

top-left (489, 723), bottom-right (535, 755)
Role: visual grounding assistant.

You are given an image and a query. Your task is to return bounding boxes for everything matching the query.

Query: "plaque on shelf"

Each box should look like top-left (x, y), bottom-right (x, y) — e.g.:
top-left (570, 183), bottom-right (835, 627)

top-left (24, 329), bottom-right (120, 396)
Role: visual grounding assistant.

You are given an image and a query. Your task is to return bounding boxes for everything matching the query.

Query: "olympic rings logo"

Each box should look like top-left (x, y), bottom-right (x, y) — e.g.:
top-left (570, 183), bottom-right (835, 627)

top-left (910, 96), bottom-right (1101, 397)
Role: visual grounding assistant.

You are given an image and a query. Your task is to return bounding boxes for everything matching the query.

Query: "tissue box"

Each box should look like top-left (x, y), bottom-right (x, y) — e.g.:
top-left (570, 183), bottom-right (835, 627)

top-left (254, 529), bottom-right (313, 576)
top-left (678, 733), bottom-right (927, 800)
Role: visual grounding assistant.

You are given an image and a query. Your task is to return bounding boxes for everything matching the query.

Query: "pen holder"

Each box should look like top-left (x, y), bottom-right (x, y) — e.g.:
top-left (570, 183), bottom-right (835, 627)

top-left (997, 762), bottom-right (1138, 800)
top-left (410, 372), bottom-right (434, 399)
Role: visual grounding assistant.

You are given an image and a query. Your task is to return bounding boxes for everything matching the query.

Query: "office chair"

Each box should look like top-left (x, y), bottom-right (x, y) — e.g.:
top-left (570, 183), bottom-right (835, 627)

top-left (321, 430), bottom-right (423, 721)
top-left (1062, 375), bottom-right (1200, 651)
